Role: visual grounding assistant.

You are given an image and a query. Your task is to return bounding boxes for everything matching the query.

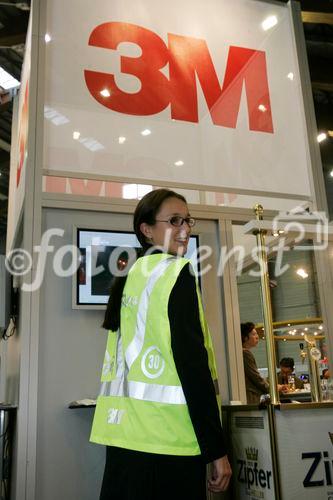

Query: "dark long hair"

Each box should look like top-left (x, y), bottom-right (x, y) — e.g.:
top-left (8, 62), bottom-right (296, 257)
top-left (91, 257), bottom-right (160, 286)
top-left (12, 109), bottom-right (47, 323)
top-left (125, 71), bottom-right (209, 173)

top-left (103, 189), bottom-right (187, 331)
top-left (240, 322), bottom-right (255, 345)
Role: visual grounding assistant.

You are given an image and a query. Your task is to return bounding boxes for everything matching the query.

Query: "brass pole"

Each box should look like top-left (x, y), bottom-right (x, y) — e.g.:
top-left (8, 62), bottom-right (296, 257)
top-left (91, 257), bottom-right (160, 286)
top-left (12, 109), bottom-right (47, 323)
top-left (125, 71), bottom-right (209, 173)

top-left (305, 335), bottom-right (321, 402)
top-left (253, 204), bottom-right (279, 405)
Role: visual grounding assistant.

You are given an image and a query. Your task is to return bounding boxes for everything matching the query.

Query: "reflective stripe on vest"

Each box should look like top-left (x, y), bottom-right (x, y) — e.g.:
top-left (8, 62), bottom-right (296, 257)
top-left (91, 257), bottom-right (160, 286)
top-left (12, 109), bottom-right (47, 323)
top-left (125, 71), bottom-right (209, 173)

top-left (100, 376), bottom-right (186, 404)
top-left (99, 256), bottom-right (187, 405)
top-left (125, 257), bottom-right (176, 369)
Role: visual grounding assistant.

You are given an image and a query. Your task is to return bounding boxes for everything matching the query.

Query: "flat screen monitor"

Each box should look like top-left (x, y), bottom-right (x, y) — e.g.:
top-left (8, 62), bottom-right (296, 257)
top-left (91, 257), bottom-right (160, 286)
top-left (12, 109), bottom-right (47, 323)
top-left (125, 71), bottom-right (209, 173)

top-left (75, 228), bottom-right (200, 307)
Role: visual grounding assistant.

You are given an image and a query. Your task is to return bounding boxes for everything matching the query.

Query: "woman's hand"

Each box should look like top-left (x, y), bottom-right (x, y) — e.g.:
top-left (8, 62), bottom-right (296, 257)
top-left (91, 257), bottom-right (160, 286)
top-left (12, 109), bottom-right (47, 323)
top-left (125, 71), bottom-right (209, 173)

top-left (208, 455), bottom-right (232, 492)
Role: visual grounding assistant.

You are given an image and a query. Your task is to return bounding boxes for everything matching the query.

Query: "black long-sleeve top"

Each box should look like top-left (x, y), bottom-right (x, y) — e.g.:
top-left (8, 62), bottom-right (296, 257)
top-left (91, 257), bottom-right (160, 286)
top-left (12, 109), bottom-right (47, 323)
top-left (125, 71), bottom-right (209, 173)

top-left (168, 263), bottom-right (227, 463)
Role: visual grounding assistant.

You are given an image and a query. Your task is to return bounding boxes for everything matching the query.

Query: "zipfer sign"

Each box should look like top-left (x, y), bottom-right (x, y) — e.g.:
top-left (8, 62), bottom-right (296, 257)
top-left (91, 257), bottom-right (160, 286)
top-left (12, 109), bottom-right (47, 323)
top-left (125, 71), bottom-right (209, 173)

top-left (237, 447), bottom-right (272, 498)
top-left (84, 21), bottom-right (274, 133)
top-left (302, 433), bottom-right (333, 497)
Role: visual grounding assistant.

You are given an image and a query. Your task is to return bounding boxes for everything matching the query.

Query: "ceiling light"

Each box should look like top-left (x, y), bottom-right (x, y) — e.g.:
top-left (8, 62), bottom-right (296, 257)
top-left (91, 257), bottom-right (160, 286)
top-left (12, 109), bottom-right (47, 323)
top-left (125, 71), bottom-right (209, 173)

top-left (141, 129), bottom-right (151, 136)
top-left (45, 33), bottom-right (51, 43)
top-left (118, 136), bottom-right (126, 144)
top-left (304, 327), bottom-right (308, 331)
top-left (317, 132), bottom-right (327, 143)
top-left (100, 88), bottom-right (111, 97)
top-left (329, 169), bottom-right (333, 178)
top-left (258, 104), bottom-right (267, 112)
top-left (262, 15), bottom-right (278, 31)
top-left (287, 72), bottom-right (294, 81)
top-left (301, 332), bottom-right (304, 336)
top-left (319, 325), bottom-right (323, 330)
top-left (0, 66), bottom-right (20, 90)
top-left (73, 131), bottom-right (80, 140)
top-left (174, 160), bottom-right (184, 167)
top-left (296, 268), bottom-right (308, 279)
top-left (328, 131), bottom-right (333, 138)
top-left (314, 332), bottom-right (318, 336)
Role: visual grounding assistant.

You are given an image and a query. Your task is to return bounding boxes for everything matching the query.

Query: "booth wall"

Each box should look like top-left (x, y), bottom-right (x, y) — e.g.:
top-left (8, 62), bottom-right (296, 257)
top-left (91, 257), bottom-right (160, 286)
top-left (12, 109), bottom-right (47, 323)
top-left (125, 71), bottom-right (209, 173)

top-left (36, 207), bottom-right (113, 500)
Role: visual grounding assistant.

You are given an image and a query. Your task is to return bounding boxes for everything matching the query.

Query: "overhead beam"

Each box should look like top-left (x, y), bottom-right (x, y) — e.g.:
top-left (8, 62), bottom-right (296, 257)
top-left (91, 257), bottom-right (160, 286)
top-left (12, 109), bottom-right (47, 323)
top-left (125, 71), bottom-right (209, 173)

top-left (0, 33), bottom-right (26, 47)
top-left (312, 81), bottom-right (333, 92)
top-left (302, 11), bottom-right (333, 25)
top-left (0, 138), bottom-right (10, 153)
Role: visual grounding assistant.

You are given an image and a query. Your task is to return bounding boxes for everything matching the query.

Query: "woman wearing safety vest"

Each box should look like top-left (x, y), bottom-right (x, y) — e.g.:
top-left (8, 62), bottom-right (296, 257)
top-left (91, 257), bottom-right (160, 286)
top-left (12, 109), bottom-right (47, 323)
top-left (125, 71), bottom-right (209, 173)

top-left (91, 188), bottom-right (232, 499)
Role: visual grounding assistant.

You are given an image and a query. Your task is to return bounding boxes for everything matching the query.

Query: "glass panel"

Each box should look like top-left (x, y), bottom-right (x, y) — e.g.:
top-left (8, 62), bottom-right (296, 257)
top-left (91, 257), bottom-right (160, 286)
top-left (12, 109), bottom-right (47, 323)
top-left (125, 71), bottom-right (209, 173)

top-left (232, 221), bottom-right (328, 402)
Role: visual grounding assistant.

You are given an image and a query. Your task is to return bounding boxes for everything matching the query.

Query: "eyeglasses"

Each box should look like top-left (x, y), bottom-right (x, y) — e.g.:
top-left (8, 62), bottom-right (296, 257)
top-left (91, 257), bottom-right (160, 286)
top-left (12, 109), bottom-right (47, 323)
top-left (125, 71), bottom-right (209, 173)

top-left (155, 216), bottom-right (196, 227)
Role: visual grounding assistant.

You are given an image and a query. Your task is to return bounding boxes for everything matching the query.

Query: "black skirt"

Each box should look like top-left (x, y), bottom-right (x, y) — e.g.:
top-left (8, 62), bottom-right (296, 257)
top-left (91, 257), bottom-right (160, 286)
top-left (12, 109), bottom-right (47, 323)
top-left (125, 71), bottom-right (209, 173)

top-left (100, 446), bottom-right (207, 500)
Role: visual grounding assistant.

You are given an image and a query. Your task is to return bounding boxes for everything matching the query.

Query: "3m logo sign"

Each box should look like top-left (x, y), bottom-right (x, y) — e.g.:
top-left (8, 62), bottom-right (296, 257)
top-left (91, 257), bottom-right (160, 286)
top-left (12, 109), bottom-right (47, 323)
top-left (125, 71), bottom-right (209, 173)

top-left (85, 22), bottom-right (273, 133)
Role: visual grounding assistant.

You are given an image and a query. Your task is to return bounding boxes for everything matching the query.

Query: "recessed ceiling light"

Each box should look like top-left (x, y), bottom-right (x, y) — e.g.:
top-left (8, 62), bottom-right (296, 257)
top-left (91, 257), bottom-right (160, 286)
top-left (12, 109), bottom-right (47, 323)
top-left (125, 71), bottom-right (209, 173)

top-left (73, 131), bottom-right (80, 140)
top-left (317, 132), bottom-right (327, 143)
top-left (45, 33), bottom-right (51, 43)
top-left (174, 160), bottom-right (184, 166)
top-left (100, 88), bottom-right (111, 97)
top-left (141, 129), bottom-right (151, 136)
top-left (118, 136), bottom-right (126, 144)
top-left (262, 15), bottom-right (278, 31)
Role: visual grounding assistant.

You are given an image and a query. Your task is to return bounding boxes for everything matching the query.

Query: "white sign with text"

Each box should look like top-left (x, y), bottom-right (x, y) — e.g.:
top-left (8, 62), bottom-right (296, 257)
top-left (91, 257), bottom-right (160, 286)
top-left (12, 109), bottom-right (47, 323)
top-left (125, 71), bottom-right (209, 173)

top-left (43, 0), bottom-right (312, 197)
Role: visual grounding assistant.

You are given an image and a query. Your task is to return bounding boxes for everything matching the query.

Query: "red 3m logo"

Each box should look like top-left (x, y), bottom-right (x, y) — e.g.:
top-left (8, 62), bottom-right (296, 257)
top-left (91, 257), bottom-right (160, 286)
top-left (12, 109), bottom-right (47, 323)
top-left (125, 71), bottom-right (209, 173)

top-left (84, 22), bottom-right (273, 133)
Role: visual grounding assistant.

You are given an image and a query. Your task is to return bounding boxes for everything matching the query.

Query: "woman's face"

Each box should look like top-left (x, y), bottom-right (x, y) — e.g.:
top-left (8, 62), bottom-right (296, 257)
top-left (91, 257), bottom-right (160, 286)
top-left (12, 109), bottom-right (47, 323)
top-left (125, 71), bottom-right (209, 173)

top-left (140, 197), bottom-right (192, 256)
top-left (245, 328), bottom-right (259, 349)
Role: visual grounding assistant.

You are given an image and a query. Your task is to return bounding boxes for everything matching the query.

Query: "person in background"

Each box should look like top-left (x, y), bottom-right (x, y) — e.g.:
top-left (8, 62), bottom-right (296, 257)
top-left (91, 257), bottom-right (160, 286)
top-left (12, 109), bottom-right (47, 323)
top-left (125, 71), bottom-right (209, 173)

top-left (277, 357), bottom-right (304, 389)
top-left (91, 188), bottom-right (232, 500)
top-left (241, 322), bottom-right (269, 404)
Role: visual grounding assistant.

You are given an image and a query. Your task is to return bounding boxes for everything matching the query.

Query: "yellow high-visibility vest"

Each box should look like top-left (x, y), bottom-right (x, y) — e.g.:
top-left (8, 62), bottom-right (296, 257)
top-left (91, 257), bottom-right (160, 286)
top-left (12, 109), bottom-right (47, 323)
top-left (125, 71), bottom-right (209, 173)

top-left (90, 253), bottom-right (219, 456)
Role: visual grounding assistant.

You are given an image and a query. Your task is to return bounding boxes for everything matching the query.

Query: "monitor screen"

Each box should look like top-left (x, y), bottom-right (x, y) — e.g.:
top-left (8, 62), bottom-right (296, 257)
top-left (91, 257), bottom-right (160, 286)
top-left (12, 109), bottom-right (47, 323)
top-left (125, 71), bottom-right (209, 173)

top-left (76, 228), bottom-right (200, 306)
